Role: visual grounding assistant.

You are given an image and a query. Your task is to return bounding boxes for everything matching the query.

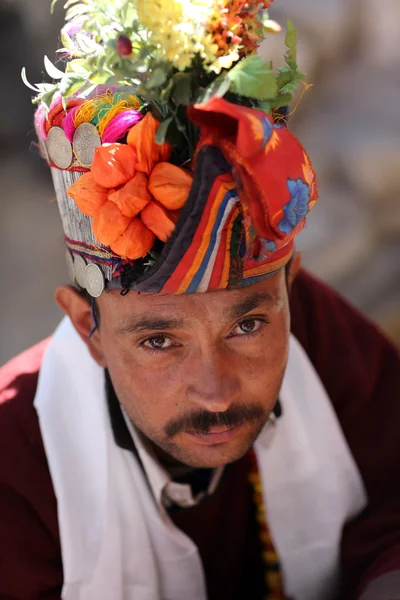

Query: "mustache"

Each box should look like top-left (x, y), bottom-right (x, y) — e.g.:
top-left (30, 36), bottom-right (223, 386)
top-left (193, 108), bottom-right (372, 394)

top-left (164, 403), bottom-right (265, 438)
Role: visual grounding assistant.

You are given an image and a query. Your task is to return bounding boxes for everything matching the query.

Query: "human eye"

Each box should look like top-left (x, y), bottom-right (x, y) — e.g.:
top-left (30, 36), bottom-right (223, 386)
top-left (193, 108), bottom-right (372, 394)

top-left (230, 317), bottom-right (268, 337)
top-left (141, 334), bottom-right (176, 353)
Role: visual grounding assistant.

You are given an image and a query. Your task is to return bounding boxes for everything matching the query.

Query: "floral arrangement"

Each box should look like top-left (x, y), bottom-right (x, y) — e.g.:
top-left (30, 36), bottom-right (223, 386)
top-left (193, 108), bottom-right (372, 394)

top-left (67, 112), bottom-right (193, 259)
top-left (23, 0), bottom-right (314, 267)
top-left (24, 0), bottom-right (305, 148)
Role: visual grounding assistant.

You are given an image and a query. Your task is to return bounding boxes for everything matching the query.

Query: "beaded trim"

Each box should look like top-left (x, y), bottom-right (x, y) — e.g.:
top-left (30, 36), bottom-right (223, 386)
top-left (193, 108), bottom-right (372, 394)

top-left (248, 449), bottom-right (286, 600)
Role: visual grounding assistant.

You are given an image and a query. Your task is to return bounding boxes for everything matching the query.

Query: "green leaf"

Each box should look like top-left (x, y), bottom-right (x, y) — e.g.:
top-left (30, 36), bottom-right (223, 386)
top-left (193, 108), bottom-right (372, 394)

top-left (160, 77), bottom-right (174, 102)
top-left (66, 58), bottom-right (90, 75)
top-left (276, 66), bottom-right (294, 90)
top-left (21, 67), bottom-right (40, 92)
top-left (146, 67), bottom-right (167, 89)
top-left (155, 117), bottom-right (173, 144)
top-left (88, 71), bottom-right (108, 85)
top-left (171, 73), bottom-right (192, 106)
top-left (105, 75), bottom-right (130, 87)
top-left (78, 83), bottom-right (98, 99)
top-left (279, 80), bottom-right (297, 95)
top-left (285, 20), bottom-right (297, 64)
top-left (38, 87), bottom-right (58, 109)
top-left (36, 83), bottom-right (58, 92)
top-left (199, 76), bottom-right (231, 103)
top-left (66, 4), bottom-right (90, 21)
top-left (44, 55), bottom-right (65, 80)
top-left (256, 100), bottom-right (273, 115)
top-left (273, 93), bottom-right (293, 107)
top-left (75, 32), bottom-right (98, 53)
top-left (61, 30), bottom-right (79, 54)
top-left (228, 55), bottom-right (277, 100)
top-left (95, 54), bottom-right (109, 75)
top-left (64, 0), bottom-right (84, 9)
top-left (286, 59), bottom-right (297, 72)
top-left (60, 73), bottom-right (86, 96)
top-left (138, 44), bottom-right (156, 60)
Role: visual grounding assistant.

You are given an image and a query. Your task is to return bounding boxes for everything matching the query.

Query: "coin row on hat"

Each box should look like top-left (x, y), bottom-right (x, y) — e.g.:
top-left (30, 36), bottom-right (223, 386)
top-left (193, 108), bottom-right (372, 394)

top-left (65, 251), bottom-right (105, 297)
top-left (43, 123), bottom-right (101, 170)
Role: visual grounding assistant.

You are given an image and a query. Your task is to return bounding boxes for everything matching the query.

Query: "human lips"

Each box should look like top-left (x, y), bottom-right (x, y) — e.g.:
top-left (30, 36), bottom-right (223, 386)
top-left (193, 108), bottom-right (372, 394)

top-left (184, 424), bottom-right (244, 445)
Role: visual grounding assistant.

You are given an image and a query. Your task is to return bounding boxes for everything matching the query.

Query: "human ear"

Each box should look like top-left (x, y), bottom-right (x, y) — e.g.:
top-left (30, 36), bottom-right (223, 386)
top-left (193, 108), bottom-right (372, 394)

top-left (55, 285), bottom-right (106, 368)
top-left (287, 251), bottom-right (302, 291)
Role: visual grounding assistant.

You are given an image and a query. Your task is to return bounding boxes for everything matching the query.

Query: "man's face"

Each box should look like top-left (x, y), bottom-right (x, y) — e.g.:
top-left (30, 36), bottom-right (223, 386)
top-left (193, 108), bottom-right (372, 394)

top-left (92, 269), bottom-right (290, 468)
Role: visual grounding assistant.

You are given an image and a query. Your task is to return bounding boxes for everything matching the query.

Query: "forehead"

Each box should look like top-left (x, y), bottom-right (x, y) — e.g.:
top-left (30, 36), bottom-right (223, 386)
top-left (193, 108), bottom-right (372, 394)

top-left (98, 270), bottom-right (286, 327)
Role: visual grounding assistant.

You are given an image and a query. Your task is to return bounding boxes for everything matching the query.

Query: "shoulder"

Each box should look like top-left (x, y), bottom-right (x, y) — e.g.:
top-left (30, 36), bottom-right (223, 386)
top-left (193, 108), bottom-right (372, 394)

top-left (0, 340), bottom-right (62, 592)
top-left (0, 339), bottom-right (49, 449)
top-left (0, 339), bottom-right (48, 394)
top-left (290, 269), bottom-right (400, 411)
top-left (0, 338), bottom-right (58, 530)
top-left (290, 269), bottom-right (400, 500)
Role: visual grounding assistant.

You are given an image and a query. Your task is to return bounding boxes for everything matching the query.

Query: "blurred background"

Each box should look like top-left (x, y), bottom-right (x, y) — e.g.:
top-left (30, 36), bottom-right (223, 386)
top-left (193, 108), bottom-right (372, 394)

top-left (0, 0), bottom-right (399, 365)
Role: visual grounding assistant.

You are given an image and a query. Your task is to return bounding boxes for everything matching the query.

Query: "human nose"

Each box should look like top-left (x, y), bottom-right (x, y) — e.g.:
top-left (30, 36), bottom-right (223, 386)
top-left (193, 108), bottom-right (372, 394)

top-left (186, 344), bottom-right (240, 412)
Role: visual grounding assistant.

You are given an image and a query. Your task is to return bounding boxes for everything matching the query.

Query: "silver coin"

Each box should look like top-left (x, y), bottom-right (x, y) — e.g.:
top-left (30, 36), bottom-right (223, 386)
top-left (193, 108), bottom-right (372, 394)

top-left (73, 255), bottom-right (87, 289)
top-left (46, 126), bottom-right (73, 169)
top-left (65, 250), bottom-right (75, 284)
top-left (73, 123), bottom-right (101, 167)
top-left (39, 135), bottom-right (50, 163)
top-left (84, 263), bottom-right (105, 298)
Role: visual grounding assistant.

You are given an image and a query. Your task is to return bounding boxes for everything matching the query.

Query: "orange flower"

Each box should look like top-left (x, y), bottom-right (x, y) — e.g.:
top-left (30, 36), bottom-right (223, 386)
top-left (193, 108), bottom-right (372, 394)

top-left (67, 116), bottom-right (193, 260)
top-left (92, 201), bottom-right (131, 245)
top-left (67, 171), bottom-right (108, 217)
top-left (149, 162), bottom-right (193, 210)
top-left (141, 201), bottom-right (177, 242)
top-left (111, 218), bottom-right (155, 259)
top-left (127, 113), bottom-right (172, 175)
top-left (109, 172), bottom-right (151, 217)
top-left (91, 143), bottom-right (136, 188)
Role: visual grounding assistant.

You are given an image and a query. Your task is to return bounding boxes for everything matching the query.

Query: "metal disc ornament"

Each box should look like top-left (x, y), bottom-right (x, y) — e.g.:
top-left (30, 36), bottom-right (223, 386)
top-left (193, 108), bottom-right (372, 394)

top-left (65, 250), bottom-right (75, 284)
top-left (73, 123), bottom-right (101, 167)
top-left (73, 255), bottom-right (87, 289)
top-left (39, 135), bottom-right (50, 163)
top-left (46, 126), bottom-right (73, 169)
top-left (84, 263), bottom-right (105, 298)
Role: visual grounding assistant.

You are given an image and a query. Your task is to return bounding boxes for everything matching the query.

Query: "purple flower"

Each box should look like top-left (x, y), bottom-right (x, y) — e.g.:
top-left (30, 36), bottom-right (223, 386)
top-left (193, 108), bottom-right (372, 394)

top-left (62, 16), bottom-right (86, 38)
top-left (278, 178), bottom-right (310, 235)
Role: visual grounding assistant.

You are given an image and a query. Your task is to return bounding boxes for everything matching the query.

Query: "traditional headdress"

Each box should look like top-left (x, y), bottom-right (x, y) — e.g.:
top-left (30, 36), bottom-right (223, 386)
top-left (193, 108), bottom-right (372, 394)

top-left (25, 0), bottom-right (318, 297)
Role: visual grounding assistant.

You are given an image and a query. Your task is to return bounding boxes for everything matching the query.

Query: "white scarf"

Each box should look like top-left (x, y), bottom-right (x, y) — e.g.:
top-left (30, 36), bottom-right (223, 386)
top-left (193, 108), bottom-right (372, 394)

top-left (34, 317), bottom-right (366, 600)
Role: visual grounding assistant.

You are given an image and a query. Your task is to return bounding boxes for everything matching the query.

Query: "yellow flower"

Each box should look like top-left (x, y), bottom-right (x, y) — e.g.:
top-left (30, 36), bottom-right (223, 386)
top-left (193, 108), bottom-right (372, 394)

top-left (207, 50), bottom-right (240, 74)
top-left (198, 33), bottom-right (219, 63)
top-left (136, 0), bottom-right (216, 71)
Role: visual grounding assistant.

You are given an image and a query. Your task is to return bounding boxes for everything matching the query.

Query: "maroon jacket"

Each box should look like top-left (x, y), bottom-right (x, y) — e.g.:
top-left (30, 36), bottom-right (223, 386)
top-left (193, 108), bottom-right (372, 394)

top-left (1, 270), bottom-right (400, 599)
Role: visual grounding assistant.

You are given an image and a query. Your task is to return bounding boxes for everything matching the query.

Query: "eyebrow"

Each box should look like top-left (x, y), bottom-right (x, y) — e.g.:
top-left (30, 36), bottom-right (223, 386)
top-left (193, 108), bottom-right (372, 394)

top-left (228, 292), bottom-right (278, 321)
top-left (117, 316), bottom-right (189, 336)
top-left (117, 292), bottom-right (278, 335)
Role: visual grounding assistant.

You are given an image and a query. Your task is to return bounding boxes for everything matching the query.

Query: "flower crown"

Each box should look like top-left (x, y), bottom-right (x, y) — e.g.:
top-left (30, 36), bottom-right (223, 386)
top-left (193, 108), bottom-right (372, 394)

top-left (23, 0), bottom-right (316, 297)
top-left (25, 0), bottom-right (305, 151)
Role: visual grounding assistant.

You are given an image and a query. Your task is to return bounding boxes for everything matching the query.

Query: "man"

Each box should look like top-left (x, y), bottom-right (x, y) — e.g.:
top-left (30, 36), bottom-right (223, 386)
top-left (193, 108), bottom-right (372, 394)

top-left (1, 1), bottom-right (400, 599)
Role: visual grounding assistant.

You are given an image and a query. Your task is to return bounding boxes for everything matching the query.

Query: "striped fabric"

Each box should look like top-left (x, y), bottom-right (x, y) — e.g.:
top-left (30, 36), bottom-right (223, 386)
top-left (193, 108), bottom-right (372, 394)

top-left (51, 98), bottom-right (318, 295)
top-left (163, 182), bottom-right (239, 294)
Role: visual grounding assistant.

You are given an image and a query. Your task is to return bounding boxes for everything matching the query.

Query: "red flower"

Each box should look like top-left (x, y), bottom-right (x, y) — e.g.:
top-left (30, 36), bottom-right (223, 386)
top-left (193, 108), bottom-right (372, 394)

top-left (116, 34), bottom-right (133, 57)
